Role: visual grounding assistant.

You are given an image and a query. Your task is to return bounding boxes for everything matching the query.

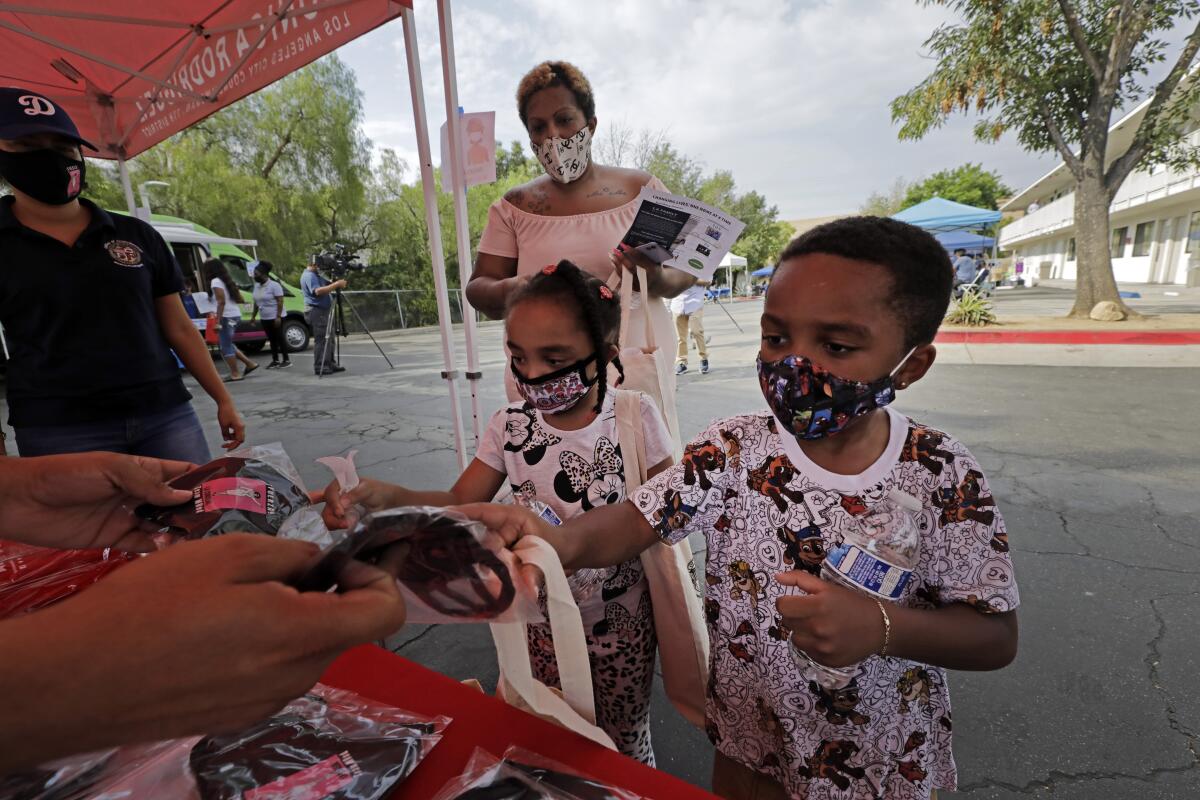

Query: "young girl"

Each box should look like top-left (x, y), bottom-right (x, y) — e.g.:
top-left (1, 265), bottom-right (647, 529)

top-left (326, 259), bottom-right (674, 764)
top-left (202, 258), bottom-right (257, 381)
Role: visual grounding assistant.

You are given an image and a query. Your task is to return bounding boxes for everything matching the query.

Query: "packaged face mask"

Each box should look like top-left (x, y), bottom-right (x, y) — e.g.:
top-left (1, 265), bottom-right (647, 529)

top-left (295, 507), bottom-right (542, 624)
top-left (136, 446), bottom-right (312, 539)
top-left (189, 686), bottom-right (447, 800)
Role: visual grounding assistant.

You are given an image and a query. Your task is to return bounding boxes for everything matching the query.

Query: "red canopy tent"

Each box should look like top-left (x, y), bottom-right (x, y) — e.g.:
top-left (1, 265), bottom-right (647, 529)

top-left (0, 0), bottom-right (477, 466)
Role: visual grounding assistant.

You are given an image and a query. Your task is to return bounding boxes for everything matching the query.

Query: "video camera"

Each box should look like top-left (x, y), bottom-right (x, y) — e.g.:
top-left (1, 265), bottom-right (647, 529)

top-left (312, 243), bottom-right (368, 278)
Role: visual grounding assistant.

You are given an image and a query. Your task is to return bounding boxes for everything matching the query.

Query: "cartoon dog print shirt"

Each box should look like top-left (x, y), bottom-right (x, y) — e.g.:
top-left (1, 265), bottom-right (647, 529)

top-left (476, 390), bottom-right (674, 624)
top-left (630, 407), bottom-right (1019, 799)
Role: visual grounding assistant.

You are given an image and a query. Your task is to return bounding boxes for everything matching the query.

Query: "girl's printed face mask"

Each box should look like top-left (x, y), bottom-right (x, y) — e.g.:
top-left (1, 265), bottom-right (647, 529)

top-left (512, 354), bottom-right (598, 413)
top-left (757, 348), bottom-right (916, 440)
top-left (530, 125), bottom-right (592, 184)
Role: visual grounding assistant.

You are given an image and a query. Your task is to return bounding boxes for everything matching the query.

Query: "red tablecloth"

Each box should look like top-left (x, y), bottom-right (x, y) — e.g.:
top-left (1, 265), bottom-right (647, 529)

top-left (321, 645), bottom-right (717, 799)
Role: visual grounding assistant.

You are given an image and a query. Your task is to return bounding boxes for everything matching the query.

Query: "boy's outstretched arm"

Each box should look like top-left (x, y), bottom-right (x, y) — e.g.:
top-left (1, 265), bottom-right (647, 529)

top-left (777, 571), bottom-right (1018, 672)
top-left (455, 499), bottom-right (661, 570)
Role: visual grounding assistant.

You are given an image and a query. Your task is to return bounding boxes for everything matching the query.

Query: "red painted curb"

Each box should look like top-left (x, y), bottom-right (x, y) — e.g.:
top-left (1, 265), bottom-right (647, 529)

top-left (935, 329), bottom-right (1200, 345)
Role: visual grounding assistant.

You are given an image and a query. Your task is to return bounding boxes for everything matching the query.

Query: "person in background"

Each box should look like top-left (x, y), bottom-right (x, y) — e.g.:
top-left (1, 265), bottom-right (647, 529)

top-left (466, 60), bottom-right (695, 423)
top-left (951, 248), bottom-right (977, 288)
top-left (0, 87), bottom-right (243, 460)
top-left (301, 256), bottom-right (347, 376)
top-left (0, 451), bottom-right (406, 773)
top-left (202, 258), bottom-right (258, 382)
top-left (250, 260), bottom-right (291, 369)
top-left (671, 279), bottom-right (711, 375)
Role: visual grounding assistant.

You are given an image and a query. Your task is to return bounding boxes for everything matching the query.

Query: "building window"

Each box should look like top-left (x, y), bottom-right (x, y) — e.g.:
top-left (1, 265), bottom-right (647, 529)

top-left (1132, 221), bottom-right (1155, 257)
top-left (1111, 227), bottom-right (1128, 256)
top-left (1067, 238), bottom-right (1076, 261)
top-left (1187, 211), bottom-right (1200, 254)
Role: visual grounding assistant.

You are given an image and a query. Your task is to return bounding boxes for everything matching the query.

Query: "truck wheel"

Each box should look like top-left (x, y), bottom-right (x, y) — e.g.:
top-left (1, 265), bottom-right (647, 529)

top-left (283, 317), bottom-right (311, 352)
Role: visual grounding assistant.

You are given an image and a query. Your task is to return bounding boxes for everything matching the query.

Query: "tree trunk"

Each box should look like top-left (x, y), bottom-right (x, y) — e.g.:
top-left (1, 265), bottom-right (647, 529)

top-left (1069, 173), bottom-right (1136, 319)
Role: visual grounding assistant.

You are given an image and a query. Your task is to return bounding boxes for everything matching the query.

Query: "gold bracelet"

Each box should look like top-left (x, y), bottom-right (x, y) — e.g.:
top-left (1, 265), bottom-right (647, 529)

top-left (876, 599), bottom-right (892, 657)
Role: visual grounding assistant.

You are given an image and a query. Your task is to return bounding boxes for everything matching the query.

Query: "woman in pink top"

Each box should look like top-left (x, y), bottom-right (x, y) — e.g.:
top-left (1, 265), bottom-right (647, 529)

top-left (468, 61), bottom-right (696, 419)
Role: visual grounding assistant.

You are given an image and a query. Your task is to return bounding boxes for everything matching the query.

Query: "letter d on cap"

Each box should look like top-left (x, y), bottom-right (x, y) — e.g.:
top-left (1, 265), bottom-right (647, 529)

top-left (18, 95), bottom-right (55, 116)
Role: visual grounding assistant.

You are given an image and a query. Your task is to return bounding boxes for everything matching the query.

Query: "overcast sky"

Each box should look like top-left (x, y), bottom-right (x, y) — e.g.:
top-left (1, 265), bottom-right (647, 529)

top-left (337, 0), bottom-right (1062, 220)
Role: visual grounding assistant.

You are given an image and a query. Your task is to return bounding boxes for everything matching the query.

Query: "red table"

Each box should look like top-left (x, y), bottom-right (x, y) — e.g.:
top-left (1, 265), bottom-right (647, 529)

top-left (321, 645), bottom-right (718, 799)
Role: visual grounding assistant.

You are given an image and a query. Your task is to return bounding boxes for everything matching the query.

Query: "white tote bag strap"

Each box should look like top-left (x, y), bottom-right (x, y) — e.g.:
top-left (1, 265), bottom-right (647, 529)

top-left (614, 390), bottom-right (649, 491)
top-left (611, 265), bottom-right (657, 352)
top-left (490, 537), bottom-right (616, 749)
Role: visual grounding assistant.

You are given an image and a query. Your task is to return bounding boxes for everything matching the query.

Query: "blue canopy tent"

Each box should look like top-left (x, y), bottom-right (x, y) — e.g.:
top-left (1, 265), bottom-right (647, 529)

top-left (751, 266), bottom-right (775, 277)
top-left (935, 230), bottom-right (995, 253)
top-left (893, 196), bottom-right (1002, 268)
top-left (891, 197), bottom-right (1002, 231)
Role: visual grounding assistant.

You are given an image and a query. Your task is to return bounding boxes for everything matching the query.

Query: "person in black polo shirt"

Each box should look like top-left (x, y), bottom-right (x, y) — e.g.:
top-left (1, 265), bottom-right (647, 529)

top-left (0, 87), bottom-right (244, 460)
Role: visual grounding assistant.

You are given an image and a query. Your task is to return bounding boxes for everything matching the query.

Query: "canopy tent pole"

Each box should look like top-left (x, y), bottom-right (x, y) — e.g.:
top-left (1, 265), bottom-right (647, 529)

top-left (436, 0), bottom-right (483, 447)
top-left (117, 155), bottom-right (137, 216)
top-left (401, 5), bottom-right (468, 472)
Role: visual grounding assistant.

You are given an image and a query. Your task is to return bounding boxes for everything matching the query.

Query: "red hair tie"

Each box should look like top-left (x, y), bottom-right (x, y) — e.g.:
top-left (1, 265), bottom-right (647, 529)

top-left (542, 264), bottom-right (558, 275)
top-left (598, 285), bottom-right (614, 301)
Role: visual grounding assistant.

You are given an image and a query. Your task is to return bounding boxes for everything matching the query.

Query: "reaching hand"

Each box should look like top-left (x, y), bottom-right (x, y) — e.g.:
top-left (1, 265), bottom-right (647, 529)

top-left (0, 453), bottom-right (195, 552)
top-left (451, 502), bottom-right (556, 550)
top-left (310, 478), bottom-right (403, 530)
top-left (0, 534), bottom-right (406, 771)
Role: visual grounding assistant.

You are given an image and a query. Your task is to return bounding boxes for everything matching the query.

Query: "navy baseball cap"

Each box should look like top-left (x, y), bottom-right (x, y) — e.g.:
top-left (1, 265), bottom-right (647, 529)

top-left (0, 87), bottom-right (96, 150)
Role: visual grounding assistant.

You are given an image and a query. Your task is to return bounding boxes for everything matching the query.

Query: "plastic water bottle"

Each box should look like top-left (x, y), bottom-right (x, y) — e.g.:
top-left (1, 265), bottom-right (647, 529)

top-left (791, 489), bottom-right (923, 690)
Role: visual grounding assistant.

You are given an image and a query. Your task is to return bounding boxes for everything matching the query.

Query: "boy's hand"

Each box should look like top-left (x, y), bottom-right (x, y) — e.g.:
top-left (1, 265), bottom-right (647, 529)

top-left (454, 503), bottom-right (561, 597)
top-left (775, 570), bottom-right (887, 668)
top-left (452, 502), bottom-right (558, 550)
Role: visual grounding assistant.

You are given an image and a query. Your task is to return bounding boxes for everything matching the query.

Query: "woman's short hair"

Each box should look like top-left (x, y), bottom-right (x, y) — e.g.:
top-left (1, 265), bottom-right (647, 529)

top-left (516, 61), bottom-right (595, 128)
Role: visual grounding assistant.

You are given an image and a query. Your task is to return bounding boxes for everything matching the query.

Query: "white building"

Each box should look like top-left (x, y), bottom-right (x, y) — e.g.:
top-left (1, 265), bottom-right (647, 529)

top-left (999, 98), bottom-right (1200, 287)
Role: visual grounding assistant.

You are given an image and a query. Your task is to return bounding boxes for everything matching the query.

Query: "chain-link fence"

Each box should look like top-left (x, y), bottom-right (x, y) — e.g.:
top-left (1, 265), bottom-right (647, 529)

top-left (337, 289), bottom-right (469, 333)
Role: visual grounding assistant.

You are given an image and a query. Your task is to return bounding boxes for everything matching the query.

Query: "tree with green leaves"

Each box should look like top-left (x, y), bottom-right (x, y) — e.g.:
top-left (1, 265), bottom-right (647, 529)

top-left (860, 177), bottom-right (913, 216)
top-left (901, 163), bottom-right (1011, 210)
top-left (892, 1), bottom-right (1200, 318)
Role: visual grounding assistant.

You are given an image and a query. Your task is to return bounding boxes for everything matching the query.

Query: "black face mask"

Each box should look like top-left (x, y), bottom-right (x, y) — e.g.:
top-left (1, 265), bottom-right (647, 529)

top-left (0, 148), bottom-right (85, 205)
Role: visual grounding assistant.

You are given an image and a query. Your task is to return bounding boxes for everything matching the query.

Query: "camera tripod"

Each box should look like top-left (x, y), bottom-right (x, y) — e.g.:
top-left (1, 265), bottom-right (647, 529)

top-left (316, 287), bottom-right (395, 377)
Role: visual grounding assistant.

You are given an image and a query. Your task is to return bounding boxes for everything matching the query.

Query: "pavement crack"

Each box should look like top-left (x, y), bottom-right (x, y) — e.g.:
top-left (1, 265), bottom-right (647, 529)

top-left (1056, 511), bottom-right (1091, 555)
top-left (958, 761), bottom-right (1200, 794)
top-left (1145, 598), bottom-right (1200, 761)
top-left (1010, 548), bottom-right (1200, 577)
top-left (391, 625), bottom-right (439, 653)
top-left (1142, 485), bottom-right (1198, 551)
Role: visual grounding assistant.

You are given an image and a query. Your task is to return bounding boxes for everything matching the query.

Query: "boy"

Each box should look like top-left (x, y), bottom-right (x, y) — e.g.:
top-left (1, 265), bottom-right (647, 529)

top-left (461, 217), bottom-right (1019, 799)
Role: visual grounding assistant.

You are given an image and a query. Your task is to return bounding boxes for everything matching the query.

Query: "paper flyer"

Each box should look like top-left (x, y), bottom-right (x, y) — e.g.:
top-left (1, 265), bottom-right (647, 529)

top-left (620, 187), bottom-right (747, 281)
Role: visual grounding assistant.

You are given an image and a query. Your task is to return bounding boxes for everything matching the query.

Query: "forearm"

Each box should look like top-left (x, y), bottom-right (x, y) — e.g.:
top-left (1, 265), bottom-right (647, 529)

top-left (0, 609), bottom-right (135, 771)
top-left (648, 267), bottom-right (696, 299)
top-left (545, 500), bottom-right (659, 570)
top-left (465, 276), bottom-right (507, 320)
top-left (888, 604), bottom-right (1018, 671)
top-left (166, 322), bottom-right (232, 407)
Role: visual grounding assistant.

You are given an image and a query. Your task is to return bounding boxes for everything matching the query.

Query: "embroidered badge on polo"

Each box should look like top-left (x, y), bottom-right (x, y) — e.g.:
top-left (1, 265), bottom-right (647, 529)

top-left (105, 239), bottom-right (144, 267)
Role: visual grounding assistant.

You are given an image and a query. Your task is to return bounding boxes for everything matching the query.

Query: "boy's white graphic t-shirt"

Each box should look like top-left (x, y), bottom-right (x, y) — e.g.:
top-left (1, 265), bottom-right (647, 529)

top-left (630, 408), bottom-right (1019, 799)
top-left (476, 390), bottom-right (674, 623)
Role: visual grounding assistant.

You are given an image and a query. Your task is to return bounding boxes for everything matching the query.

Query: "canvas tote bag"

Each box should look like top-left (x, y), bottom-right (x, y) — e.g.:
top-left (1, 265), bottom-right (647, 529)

top-left (614, 388), bottom-right (710, 728)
